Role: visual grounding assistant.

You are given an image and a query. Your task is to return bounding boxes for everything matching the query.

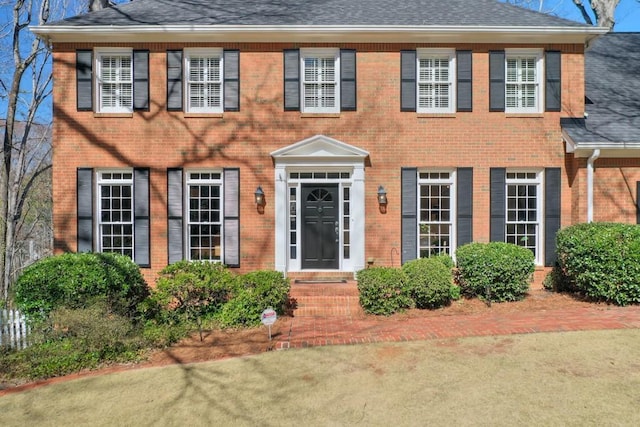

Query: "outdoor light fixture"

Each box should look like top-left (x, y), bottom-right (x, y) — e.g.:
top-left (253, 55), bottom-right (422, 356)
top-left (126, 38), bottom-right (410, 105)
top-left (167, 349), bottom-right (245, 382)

top-left (377, 185), bottom-right (388, 205)
top-left (254, 186), bottom-right (265, 207)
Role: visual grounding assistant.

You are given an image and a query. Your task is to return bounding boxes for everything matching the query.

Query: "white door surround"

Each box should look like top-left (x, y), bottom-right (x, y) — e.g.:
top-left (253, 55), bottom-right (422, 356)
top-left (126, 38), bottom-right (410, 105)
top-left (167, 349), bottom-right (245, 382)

top-left (271, 135), bottom-right (369, 274)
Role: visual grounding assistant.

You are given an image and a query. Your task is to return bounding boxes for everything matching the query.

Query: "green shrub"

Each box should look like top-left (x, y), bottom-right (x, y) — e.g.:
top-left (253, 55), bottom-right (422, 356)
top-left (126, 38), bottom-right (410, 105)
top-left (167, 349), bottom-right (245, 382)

top-left (556, 223), bottom-right (640, 305)
top-left (432, 254), bottom-right (455, 269)
top-left (357, 267), bottom-right (413, 315)
top-left (456, 242), bottom-right (534, 302)
top-left (215, 270), bottom-right (290, 327)
top-left (14, 252), bottom-right (149, 320)
top-left (402, 258), bottom-right (452, 309)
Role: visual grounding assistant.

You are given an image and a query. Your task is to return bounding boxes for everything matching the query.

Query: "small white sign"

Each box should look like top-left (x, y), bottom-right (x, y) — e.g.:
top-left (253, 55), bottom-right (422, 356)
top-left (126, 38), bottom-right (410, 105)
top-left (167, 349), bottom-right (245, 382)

top-left (261, 308), bottom-right (277, 326)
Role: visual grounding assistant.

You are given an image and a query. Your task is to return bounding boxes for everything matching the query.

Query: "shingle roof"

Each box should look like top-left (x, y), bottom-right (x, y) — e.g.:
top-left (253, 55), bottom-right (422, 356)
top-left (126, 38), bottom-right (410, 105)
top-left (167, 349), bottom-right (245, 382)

top-left (46, 0), bottom-right (587, 27)
top-left (562, 33), bottom-right (640, 145)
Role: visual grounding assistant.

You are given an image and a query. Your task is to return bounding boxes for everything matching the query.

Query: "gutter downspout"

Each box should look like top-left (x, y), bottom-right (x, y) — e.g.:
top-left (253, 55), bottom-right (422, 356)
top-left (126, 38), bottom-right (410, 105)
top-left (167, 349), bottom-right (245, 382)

top-left (587, 149), bottom-right (600, 223)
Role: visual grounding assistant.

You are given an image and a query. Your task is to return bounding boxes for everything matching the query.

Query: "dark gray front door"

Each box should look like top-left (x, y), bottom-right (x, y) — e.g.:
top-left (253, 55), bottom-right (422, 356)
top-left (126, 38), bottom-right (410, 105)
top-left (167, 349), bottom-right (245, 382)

top-left (302, 184), bottom-right (339, 269)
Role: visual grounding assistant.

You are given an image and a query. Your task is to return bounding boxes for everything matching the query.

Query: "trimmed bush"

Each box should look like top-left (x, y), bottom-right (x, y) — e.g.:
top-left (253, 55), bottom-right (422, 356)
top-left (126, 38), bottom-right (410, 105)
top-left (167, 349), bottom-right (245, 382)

top-left (556, 223), bottom-right (640, 305)
top-left (402, 258), bottom-right (452, 309)
top-left (14, 252), bottom-right (148, 320)
top-left (357, 267), bottom-right (413, 315)
top-left (216, 270), bottom-right (290, 327)
top-left (456, 242), bottom-right (534, 302)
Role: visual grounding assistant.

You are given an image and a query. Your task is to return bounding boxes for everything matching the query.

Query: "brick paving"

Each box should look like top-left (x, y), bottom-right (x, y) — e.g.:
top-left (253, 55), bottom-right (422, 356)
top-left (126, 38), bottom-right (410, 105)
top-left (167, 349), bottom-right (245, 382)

top-left (275, 281), bottom-right (640, 350)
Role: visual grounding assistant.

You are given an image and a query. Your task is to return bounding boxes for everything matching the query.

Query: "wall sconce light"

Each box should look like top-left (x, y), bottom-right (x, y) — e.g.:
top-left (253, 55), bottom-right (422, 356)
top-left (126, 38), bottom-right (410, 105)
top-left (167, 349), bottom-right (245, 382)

top-left (254, 186), bottom-right (265, 207)
top-left (377, 185), bottom-right (388, 213)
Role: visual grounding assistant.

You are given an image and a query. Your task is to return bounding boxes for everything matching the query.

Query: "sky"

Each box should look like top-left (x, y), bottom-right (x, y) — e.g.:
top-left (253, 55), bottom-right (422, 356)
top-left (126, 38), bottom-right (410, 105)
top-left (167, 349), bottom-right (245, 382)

top-left (1, 0), bottom-right (639, 123)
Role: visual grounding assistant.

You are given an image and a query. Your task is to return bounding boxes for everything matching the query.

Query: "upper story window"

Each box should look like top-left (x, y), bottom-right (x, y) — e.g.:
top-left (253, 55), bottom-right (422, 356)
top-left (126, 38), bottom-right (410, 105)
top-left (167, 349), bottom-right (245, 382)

top-left (505, 49), bottom-right (543, 113)
top-left (301, 49), bottom-right (340, 113)
top-left (96, 49), bottom-right (133, 113)
top-left (184, 49), bottom-right (223, 113)
top-left (417, 49), bottom-right (456, 113)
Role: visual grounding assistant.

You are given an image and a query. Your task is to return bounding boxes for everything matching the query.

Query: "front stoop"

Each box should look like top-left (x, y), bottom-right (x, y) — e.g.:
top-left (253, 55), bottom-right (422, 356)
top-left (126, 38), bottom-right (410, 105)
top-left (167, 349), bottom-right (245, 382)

top-left (288, 281), bottom-right (362, 318)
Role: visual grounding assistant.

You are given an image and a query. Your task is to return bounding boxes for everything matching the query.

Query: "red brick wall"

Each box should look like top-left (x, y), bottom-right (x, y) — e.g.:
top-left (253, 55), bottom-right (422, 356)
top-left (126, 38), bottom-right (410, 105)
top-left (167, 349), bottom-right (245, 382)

top-left (52, 42), bottom-right (587, 284)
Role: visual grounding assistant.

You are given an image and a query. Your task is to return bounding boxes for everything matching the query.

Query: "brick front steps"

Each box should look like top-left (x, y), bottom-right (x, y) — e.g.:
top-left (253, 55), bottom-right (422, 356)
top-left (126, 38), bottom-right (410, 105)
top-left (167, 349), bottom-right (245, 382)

top-left (288, 281), bottom-right (363, 318)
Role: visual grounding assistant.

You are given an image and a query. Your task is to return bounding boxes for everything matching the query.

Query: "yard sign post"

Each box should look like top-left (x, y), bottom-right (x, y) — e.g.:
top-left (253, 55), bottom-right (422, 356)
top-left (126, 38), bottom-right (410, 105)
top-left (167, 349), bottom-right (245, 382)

top-left (261, 307), bottom-right (277, 340)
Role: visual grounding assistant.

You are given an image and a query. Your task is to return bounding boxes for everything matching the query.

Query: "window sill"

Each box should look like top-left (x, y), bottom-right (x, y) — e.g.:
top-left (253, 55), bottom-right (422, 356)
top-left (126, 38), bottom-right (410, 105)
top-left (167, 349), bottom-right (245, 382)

top-left (93, 112), bottom-right (133, 118)
top-left (300, 113), bottom-right (341, 118)
top-left (184, 112), bottom-right (224, 118)
top-left (416, 113), bottom-right (457, 119)
top-left (505, 113), bottom-right (544, 118)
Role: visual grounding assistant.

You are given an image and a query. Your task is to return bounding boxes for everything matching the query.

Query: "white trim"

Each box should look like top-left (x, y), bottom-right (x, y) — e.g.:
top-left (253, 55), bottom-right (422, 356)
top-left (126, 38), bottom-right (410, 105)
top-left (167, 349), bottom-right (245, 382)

top-left (587, 149), bottom-right (600, 223)
top-left (94, 48), bottom-right (133, 114)
top-left (95, 169), bottom-right (134, 256)
top-left (300, 48), bottom-right (340, 114)
top-left (184, 170), bottom-right (224, 261)
top-left (416, 48), bottom-right (456, 114)
top-left (504, 48), bottom-right (543, 114)
top-left (184, 48), bottom-right (224, 114)
top-left (505, 169), bottom-right (544, 265)
top-left (417, 169), bottom-right (457, 257)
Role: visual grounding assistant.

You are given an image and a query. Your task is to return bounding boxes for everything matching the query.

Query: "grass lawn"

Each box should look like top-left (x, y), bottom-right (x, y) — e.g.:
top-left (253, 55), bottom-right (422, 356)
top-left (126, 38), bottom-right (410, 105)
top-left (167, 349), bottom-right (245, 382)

top-left (2, 329), bottom-right (640, 426)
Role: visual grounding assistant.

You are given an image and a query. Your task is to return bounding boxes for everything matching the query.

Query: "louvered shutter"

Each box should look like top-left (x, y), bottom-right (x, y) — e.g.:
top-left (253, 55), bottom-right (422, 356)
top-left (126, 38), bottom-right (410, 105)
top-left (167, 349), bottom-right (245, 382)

top-left (545, 51), bottom-right (561, 112)
top-left (401, 167), bottom-right (418, 264)
top-left (457, 168), bottom-right (473, 247)
top-left (77, 168), bottom-right (94, 252)
top-left (134, 168), bottom-right (150, 267)
top-left (489, 51), bottom-right (505, 112)
top-left (340, 49), bottom-right (357, 111)
top-left (284, 49), bottom-right (300, 111)
top-left (400, 51), bottom-right (417, 112)
top-left (490, 168), bottom-right (506, 242)
top-left (76, 50), bottom-right (93, 111)
top-left (457, 51), bottom-right (472, 112)
top-left (167, 168), bottom-right (184, 263)
top-left (133, 50), bottom-right (149, 111)
top-left (223, 168), bottom-right (240, 267)
top-left (166, 50), bottom-right (183, 111)
top-left (224, 49), bottom-right (240, 112)
top-left (544, 168), bottom-right (561, 266)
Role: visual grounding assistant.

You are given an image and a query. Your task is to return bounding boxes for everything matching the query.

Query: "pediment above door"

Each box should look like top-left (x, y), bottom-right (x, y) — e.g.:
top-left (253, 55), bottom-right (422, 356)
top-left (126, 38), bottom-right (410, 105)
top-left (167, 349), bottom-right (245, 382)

top-left (271, 135), bottom-right (369, 164)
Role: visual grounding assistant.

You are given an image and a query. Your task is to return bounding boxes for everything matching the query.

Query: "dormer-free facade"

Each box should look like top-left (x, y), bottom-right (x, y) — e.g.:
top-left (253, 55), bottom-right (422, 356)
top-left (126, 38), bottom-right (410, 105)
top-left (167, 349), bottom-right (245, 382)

top-left (33, 0), bottom-right (609, 284)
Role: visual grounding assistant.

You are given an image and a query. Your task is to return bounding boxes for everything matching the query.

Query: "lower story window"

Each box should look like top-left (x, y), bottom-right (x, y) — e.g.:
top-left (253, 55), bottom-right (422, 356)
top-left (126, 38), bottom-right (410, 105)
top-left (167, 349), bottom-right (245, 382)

top-left (505, 171), bottom-right (541, 260)
top-left (187, 172), bottom-right (222, 261)
top-left (418, 171), bottom-right (455, 257)
top-left (97, 171), bottom-right (134, 257)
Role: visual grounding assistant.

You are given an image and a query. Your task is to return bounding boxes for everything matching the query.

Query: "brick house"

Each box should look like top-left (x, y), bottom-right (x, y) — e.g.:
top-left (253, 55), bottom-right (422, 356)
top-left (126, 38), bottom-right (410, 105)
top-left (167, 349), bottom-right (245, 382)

top-left (33, 0), bottom-right (614, 285)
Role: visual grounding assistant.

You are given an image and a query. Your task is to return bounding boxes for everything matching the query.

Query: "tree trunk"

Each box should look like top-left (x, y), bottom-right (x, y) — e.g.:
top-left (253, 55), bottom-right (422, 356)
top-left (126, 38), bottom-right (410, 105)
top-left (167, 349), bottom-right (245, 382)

top-left (590, 0), bottom-right (620, 29)
top-left (89, 0), bottom-right (110, 12)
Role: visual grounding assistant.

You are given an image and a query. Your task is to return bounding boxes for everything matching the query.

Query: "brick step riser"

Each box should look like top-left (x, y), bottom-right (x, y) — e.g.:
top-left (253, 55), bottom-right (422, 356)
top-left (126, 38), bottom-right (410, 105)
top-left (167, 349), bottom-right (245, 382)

top-left (288, 282), bottom-right (362, 317)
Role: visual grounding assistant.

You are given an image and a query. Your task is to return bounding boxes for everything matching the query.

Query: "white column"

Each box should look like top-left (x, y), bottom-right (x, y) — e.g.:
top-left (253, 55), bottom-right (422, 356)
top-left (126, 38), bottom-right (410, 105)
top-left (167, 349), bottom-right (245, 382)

top-left (274, 165), bottom-right (288, 273)
top-left (351, 164), bottom-right (366, 272)
top-left (587, 149), bottom-right (600, 223)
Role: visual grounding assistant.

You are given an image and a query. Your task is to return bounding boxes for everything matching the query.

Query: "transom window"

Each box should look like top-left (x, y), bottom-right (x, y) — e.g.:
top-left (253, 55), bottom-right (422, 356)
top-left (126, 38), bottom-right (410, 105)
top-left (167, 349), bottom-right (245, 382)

top-left (417, 49), bottom-right (455, 113)
top-left (418, 171), bottom-right (456, 257)
top-left (185, 49), bottom-right (223, 113)
top-left (97, 171), bottom-right (133, 257)
top-left (96, 50), bottom-right (132, 113)
top-left (187, 172), bottom-right (223, 261)
top-left (301, 49), bottom-right (340, 113)
top-left (505, 49), bottom-right (543, 113)
top-left (506, 171), bottom-right (542, 262)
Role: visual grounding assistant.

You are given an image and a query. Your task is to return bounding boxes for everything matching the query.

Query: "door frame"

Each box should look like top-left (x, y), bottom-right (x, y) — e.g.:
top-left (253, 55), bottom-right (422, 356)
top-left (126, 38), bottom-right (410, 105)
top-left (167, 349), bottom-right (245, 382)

top-left (301, 183), bottom-right (340, 269)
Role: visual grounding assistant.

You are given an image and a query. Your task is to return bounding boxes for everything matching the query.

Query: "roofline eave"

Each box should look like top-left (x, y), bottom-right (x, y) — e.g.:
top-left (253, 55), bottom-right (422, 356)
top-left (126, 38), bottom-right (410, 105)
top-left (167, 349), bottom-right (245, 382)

top-left (30, 24), bottom-right (608, 44)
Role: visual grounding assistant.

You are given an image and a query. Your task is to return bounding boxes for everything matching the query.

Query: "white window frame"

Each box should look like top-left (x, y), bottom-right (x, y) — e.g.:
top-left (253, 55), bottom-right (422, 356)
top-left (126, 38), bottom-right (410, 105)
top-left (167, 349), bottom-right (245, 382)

top-left (505, 170), bottom-right (544, 265)
top-left (96, 169), bottom-right (134, 257)
top-left (417, 170), bottom-right (457, 258)
top-left (95, 48), bottom-right (133, 113)
top-left (185, 170), bottom-right (224, 262)
top-left (417, 49), bottom-right (456, 113)
top-left (505, 48), bottom-right (544, 114)
top-left (300, 48), bottom-right (340, 114)
top-left (184, 48), bottom-right (224, 114)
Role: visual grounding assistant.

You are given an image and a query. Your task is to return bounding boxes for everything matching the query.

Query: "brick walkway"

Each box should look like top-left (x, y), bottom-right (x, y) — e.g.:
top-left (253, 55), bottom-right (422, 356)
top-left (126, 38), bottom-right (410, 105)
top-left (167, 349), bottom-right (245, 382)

top-left (275, 282), bottom-right (640, 350)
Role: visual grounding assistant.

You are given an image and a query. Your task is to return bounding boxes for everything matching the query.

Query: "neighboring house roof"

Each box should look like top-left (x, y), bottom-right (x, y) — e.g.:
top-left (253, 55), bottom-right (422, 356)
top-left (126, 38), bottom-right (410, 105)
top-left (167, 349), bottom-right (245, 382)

top-left (32, 0), bottom-right (606, 44)
top-left (562, 33), bottom-right (640, 154)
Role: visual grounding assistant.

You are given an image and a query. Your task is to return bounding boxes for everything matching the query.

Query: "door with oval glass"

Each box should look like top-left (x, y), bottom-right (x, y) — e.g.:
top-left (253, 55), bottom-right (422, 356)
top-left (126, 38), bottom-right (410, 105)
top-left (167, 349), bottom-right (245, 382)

top-left (301, 184), bottom-right (339, 269)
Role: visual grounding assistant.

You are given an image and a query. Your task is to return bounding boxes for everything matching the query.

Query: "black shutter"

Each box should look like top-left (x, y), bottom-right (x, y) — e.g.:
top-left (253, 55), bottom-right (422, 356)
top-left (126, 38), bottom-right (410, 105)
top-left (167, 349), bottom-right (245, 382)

top-left (166, 50), bottom-right (183, 111)
top-left (545, 168), bottom-right (561, 266)
top-left (133, 50), bottom-right (149, 111)
top-left (490, 168), bottom-right (506, 242)
top-left (283, 49), bottom-right (300, 111)
top-left (400, 51), bottom-right (417, 112)
top-left (457, 51), bottom-right (472, 112)
top-left (77, 168), bottom-right (94, 252)
top-left (489, 51), bottom-right (505, 112)
top-left (134, 168), bottom-right (150, 267)
top-left (457, 168), bottom-right (473, 247)
top-left (340, 49), bottom-right (357, 111)
top-left (224, 49), bottom-right (240, 112)
top-left (167, 168), bottom-right (184, 263)
top-left (223, 168), bottom-right (240, 267)
top-left (76, 50), bottom-right (93, 111)
top-left (401, 167), bottom-right (418, 264)
top-left (545, 51), bottom-right (561, 112)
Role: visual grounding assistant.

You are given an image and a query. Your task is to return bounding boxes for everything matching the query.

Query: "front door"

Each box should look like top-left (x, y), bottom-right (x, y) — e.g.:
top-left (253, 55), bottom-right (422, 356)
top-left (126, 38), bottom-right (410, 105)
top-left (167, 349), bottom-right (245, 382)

top-left (302, 184), bottom-right (339, 269)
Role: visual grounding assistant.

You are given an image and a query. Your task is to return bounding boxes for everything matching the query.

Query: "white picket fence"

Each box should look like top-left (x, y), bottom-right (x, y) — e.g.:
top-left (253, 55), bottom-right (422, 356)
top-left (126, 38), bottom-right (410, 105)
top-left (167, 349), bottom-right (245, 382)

top-left (0, 309), bottom-right (30, 350)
